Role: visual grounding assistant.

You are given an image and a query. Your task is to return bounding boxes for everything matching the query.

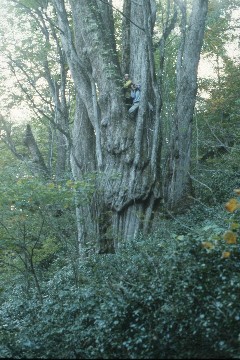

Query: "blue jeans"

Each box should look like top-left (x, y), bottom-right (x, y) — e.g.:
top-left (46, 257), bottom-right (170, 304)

top-left (128, 102), bottom-right (139, 114)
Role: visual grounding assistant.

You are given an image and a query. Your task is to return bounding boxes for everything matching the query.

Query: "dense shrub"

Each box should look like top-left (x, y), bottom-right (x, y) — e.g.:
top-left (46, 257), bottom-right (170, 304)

top-left (0, 222), bottom-right (239, 359)
top-left (192, 150), bottom-right (240, 205)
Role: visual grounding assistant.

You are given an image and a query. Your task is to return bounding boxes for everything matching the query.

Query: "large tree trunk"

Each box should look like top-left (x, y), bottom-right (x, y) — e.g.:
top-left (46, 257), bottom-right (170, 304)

top-left (163, 0), bottom-right (208, 211)
top-left (52, 0), bottom-right (162, 253)
top-left (121, 0), bottom-right (131, 74)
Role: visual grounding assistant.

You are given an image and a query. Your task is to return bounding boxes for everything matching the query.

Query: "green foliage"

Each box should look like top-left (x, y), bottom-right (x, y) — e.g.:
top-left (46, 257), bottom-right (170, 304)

top-left (0, 218), bottom-right (239, 359)
top-left (192, 164), bottom-right (240, 204)
top-left (0, 160), bottom-right (86, 297)
top-left (192, 61), bottom-right (240, 204)
top-left (1, 142), bottom-right (239, 359)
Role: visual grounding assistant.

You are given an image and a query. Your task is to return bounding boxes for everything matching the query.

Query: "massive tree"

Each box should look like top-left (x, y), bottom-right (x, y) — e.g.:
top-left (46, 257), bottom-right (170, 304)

top-left (50, 0), bottom-right (208, 254)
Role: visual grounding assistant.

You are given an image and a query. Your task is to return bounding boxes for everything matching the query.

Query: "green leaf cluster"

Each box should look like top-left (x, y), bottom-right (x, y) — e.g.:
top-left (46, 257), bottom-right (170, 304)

top-left (0, 220), bottom-right (239, 359)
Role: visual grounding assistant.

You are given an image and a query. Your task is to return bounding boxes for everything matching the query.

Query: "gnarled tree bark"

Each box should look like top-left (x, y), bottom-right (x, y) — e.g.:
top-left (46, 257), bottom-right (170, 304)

top-left (163, 0), bottom-right (208, 211)
top-left (51, 0), bottom-right (162, 254)
top-left (51, 0), bottom-right (208, 253)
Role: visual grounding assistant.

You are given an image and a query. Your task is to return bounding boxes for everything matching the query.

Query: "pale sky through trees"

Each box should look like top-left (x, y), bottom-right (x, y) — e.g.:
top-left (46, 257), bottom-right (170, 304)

top-left (0, 0), bottom-right (239, 123)
top-left (113, 0), bottom-right (122, 9)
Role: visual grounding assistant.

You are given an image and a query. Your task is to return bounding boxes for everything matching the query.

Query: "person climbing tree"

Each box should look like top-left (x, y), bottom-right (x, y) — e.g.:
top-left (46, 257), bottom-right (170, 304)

top-left (123, 73), bottom-right (133, 107)
top-left (128, 82), bottom-right (141, 117)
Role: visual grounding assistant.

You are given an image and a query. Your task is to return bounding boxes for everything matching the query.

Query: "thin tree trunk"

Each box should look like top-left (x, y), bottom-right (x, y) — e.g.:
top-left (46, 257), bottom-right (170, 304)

top-left (163, 0), bottom-right (208, 211)
top-left (24, 124), bottom-right (49, 178)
